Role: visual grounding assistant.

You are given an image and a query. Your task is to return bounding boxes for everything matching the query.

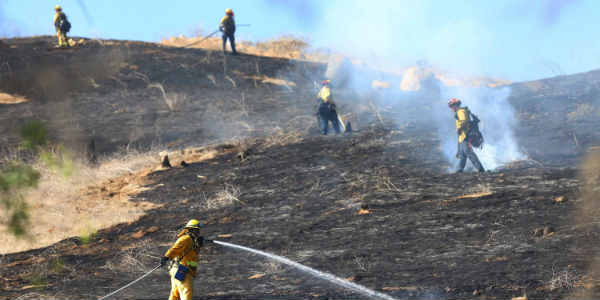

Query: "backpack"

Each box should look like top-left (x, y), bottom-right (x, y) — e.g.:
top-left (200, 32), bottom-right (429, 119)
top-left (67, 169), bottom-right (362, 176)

top-left (467, 109), bottom-right (484, 148)
top-left (60, 18), bottom-right (71, 33)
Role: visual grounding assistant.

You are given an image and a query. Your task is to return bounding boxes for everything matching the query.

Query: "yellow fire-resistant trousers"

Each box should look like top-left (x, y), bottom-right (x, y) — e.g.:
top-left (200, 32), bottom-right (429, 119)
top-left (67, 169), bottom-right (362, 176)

top-left (168, 266), bottom-right (194, 300)
top-left (56, 30), bottom-right (67, 47)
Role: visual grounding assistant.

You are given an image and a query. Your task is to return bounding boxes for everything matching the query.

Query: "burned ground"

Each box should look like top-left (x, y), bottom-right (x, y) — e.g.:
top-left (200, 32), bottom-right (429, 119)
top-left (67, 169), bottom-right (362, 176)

top-left (0, 36), bottom-right (324, 155)
top-left (1, 37), bottom-right (600, 300)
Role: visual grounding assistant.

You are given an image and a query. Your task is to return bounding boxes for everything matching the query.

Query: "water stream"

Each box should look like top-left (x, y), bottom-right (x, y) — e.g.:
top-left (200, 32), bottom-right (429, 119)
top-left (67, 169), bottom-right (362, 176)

top-left (214, 240), bottom-right (397, 300)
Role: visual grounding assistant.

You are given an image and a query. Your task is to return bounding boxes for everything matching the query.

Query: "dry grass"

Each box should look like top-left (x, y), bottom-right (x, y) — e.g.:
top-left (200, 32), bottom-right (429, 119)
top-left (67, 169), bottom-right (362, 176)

top-left (458, 184), bottom-right (493, 199)
top-left (0, 146), bottom-right (163, 254)
top-left (203, 184), bottom-right (245, 210)
top-left (375, 175), bottom-right (403, 193)
top-left (148, 83), bottom-right (187, 112)
top-left (549, 267), bottom-right (580, 291)
top-left (162, 35), bottom-right (329, 62)
top-left (261, 129), bottom-right (304, 149)
top-left (568, 103), bottom-right (599, 121)
top-left (259, 260), bottom-right (285, 275)
top-left (0, 91), bottom-right (29, 104)
top-left (353, 255), bottom-right (372, 272)
top-left (103, 239), bottom-right (158, 274)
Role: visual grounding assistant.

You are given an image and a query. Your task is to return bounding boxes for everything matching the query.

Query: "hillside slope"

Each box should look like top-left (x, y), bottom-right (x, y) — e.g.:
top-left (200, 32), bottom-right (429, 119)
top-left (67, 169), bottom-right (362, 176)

top-left (1, 37), bottom-right (600, 300)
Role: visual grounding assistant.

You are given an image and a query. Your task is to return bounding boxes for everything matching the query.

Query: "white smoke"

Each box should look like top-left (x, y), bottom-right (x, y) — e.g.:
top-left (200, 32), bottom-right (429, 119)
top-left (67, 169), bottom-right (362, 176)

top-left (435, 85), bottom-right (525, 171)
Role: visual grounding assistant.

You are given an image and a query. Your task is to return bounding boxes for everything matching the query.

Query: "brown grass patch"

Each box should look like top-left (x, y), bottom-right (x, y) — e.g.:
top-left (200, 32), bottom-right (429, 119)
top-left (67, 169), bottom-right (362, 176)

top-left (0, 148), bottom-right (163, 254)
top-left (162, 35), bottom-right (328, 62)
top-left (0, 144), bottom-right (227, 254)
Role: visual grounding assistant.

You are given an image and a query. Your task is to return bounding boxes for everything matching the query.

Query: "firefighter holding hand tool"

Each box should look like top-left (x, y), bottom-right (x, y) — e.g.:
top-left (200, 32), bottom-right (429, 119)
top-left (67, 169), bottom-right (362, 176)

top-left (220, 8), bottom-right (237, 55)
top-left (160, 219), bottom-right (213, 300)
top-left (448, 98), bottom-right (485, 173)
top-left (316, 80), bottom-right (342, 135)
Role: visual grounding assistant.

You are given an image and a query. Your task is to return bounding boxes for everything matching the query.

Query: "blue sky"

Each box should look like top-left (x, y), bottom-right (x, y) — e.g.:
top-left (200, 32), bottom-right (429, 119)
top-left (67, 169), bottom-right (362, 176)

top-left (1, 0), bottom-right (598, 82)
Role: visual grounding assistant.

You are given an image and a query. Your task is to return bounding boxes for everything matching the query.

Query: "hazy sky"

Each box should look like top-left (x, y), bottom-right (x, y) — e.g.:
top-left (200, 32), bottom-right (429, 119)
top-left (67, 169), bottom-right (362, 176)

top-left (1, 0), bottom-right (598, 81)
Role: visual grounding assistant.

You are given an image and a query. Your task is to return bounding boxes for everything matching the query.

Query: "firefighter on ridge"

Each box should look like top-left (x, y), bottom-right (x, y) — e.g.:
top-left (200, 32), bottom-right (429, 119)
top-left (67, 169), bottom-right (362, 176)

top-left (316, 80), bottom-right (341, 135)
top-left (448, 98), bottom-right (485, 173)
top-left (219, 8), bottom-right (237, 55)
top-left (160, 219), bottom-right (213, 300)
top-left (53, 5), bottom-right (70, 48)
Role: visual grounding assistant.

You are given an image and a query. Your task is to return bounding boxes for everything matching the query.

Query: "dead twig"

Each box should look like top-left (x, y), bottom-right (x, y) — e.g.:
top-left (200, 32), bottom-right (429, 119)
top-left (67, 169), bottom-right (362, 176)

top-left (225, 75), bottom-right (237, 88)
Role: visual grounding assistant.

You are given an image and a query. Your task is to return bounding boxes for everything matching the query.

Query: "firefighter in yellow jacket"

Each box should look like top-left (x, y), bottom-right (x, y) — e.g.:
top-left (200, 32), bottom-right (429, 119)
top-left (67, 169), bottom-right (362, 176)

top-left (160, 219), bottom-right (212, 300)
top-left (219, 8), bottom-right (237, 54)
top-left (53, 5), bottom-right (70, 48)
top-left (448, 98), bottom-right (484, 173)
top-left (316, 80), bottom-right (341, 135)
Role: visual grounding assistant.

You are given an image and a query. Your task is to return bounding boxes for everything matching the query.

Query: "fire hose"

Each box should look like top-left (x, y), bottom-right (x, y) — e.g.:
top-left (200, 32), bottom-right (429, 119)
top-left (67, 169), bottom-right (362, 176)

top-left (183, 30), bottom-right (221, 48)
top-left (183, 24), bottom-right (250, 48)
top-left (97, 264), bottom-right (161, 300)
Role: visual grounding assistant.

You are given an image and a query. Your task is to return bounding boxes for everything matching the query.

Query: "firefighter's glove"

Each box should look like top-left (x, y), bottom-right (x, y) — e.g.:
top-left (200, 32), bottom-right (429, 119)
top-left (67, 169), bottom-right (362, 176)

top-left (160, 256), bottom-right (169, 267)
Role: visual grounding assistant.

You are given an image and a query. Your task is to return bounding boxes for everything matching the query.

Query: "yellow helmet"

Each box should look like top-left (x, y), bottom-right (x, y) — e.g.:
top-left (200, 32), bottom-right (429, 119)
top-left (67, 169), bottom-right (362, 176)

top-left (225, 8), bottom-right (233, 14)
top-left (185, 219), bottom-right (203, 229)
top-left (55, 5), bottom-right (62, 11)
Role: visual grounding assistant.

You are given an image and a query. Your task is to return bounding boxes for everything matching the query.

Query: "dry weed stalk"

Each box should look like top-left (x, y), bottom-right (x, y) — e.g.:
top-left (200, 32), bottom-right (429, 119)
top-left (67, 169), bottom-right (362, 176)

top-left (148, 82), bottom-right (187, 112)
top-left (204, 184), bottom-right (245, 210)
top-left (549, 267), bottom-right (580, 291)
top-left (353, 255), bottom-right (372, 272)
top-left (260, 261), bottom-right (285, 275)
top-left (231, 92), bottom-right (250, 117)
top-left (376, 175), bottom-right (403, 193)
top-left (262, 129), bottom-right (304, 148)
top-left (206, 74), bottom-right (217, 86)
top-left (225, 75), bottom-right (237, 88)
top-left (368, 100), bottom-right (385, 126)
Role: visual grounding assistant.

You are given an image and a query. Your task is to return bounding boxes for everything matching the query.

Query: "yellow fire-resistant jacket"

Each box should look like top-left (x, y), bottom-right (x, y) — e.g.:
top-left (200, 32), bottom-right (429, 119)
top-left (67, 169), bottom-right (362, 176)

top-left (455, 107), bottom-right (470, 143)
top-left (53, 12), bottom-right (66, 31)
top-left (317, 86), bottom-right (333, 103)
top-left (219, 15), bottom-right (236, 34)
top-left (164, 231), bottom-right (199, 276)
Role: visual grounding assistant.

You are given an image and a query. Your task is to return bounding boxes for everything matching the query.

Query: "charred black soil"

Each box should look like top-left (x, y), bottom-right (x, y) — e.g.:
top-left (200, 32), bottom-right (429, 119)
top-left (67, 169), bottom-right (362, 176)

top-left (1, 37), bottom-right (600, 300)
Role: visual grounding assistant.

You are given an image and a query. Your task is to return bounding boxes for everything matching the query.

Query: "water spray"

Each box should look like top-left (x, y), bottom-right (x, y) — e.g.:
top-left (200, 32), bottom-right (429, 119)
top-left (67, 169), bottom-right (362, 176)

top-left (214, 240), bottom-right (397, 300)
